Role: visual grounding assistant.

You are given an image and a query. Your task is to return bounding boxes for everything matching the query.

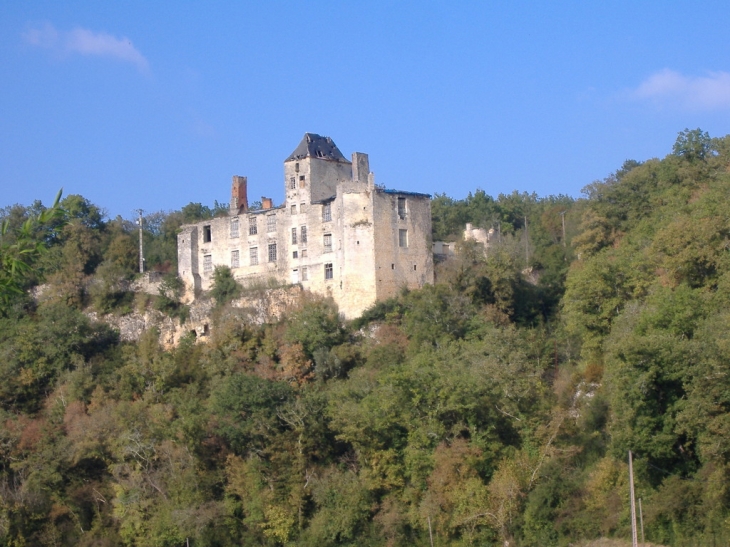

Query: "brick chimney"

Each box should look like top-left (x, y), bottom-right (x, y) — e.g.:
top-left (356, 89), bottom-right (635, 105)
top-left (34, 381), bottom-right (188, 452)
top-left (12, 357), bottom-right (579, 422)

top-left (261, 197), bottom-right (273, 210)
top-left (231, 176), bottom-right (248, 214)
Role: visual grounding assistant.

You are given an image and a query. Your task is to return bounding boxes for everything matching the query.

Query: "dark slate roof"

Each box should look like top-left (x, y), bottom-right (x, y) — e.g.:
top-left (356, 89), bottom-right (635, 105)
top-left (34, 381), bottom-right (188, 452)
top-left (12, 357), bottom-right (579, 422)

top-left (285, 133), bottom-right (350, 163)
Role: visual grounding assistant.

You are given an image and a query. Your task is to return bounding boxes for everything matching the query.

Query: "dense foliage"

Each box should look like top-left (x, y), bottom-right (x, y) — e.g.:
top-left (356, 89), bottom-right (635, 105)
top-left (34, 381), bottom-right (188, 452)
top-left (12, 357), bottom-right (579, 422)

top-left (1, 129), bottom-right (729, 546)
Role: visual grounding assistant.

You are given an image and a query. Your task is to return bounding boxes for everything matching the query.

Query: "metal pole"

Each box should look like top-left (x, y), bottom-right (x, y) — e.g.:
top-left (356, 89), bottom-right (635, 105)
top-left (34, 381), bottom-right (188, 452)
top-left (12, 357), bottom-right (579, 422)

top-left (428, 516), bottom-right (434, 547)
top-left (639, 498), bottom-right (645, 547)
top-left (629, 451), bottom-right (638, 547)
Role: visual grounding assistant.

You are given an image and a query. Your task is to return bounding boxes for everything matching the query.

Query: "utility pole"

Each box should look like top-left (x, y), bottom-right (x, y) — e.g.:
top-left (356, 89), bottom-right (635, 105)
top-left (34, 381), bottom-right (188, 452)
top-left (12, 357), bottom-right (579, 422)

top-left (629, 451), bottom-right (639, 547)
top-left (524, 215), bottom-right (529, 268)
top-left (639, 498), bottom-right (645, 547)
top-left (136, 209), bottom-right (144, 273)
top-left (560, 211), bottom-right (567, 247)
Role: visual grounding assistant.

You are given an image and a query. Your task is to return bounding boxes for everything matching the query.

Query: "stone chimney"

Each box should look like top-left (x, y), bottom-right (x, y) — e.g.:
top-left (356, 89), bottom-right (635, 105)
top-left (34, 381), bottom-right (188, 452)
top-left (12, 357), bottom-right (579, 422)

top-left (261, 197), bottom-right (273, 210)
top-left (352, 152), bottom-right (369, 183)
top-left (231, 176), bottom-right (248, 214)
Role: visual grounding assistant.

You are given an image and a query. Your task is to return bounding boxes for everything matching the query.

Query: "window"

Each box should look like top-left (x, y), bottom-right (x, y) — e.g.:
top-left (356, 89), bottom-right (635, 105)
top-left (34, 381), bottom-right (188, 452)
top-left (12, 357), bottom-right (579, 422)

top-left (397, 197), bottom-right (406, 220)
top-left (292, 269), bottom-right (299, 283)
top-left (322, 202), bottom-right (331, 222)
top-left (268, 243), bottom-right (277, 262)
top-left (249, 217), bottom-right (257, 235)
top-left (203, 254), bottom-right (212, 273)
top-left (324, 263), bottom-right (333, 280)
top-left (291, 204), bottom-right (297, 215)
top-left (293, 251), bottom-right (298, 259)
top-left (301, 266), bottom-right (308, 281)
top-left (231, 250), bottom-right (240, 268)
top-left (295, 162), bottom-right (299, 173)
top-left (230, 218), bottom-right (239, 238)
top-left (266, 215), bottom-right (276, 232)
top-left (291, 227), bottom-right (297, 244)
top-left (300, 225), bottom-right (307, 243)
top-left (399, 229), bottom-right (408, 247)
top-left (323, 233), bottom-right (332, 253)
top-left (289, 177), bottom-right (296, 189)
top-left (203, 225), bottom-right (212, 243)
top-left (300, 202), bottom-right (306, 213)
top-left (250, 247), bottom-right (258, 265)
top-left (301, 249), bottom-right (307, 258)
top-left (299, 175), bottom-right (306, 188)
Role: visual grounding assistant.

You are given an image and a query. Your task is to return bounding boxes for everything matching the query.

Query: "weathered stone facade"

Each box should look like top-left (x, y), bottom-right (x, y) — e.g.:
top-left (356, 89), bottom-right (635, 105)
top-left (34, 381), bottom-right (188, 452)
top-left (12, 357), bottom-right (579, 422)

top-left (177, 134), bottom-right (434, 319)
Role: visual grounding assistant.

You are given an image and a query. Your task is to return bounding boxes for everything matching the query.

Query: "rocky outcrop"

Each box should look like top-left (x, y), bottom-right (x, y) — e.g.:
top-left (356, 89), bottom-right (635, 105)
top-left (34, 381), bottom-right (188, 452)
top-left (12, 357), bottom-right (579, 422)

top-left (86, 284), bottom-right (304, 348)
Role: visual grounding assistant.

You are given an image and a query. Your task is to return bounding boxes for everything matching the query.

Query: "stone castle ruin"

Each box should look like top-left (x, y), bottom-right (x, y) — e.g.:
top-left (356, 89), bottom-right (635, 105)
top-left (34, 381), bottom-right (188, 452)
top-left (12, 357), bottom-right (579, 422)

top-left (177, 133), bottom-right (434, 319)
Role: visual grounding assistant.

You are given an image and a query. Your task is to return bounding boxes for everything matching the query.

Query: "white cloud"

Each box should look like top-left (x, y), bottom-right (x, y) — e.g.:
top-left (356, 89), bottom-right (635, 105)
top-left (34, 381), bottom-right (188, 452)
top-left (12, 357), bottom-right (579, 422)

top-left (632, 69), bottom-right (730, 110)
top-left (23, 22), bottom-right (148, 72)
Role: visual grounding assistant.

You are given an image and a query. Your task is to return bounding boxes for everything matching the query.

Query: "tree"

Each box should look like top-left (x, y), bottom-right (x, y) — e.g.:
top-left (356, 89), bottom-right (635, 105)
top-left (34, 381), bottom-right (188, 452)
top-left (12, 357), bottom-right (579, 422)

top-left (0, 189), bottom-right (65, 313)
top-left (673, 128), bottom-right (712, 162)
top-left (210, 265), bottom-right (241, 307)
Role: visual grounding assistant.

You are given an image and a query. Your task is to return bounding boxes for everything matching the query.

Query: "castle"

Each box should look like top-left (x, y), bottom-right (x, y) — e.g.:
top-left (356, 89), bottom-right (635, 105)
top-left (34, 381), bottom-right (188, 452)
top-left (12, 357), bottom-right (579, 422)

top-left (177, 133), bottom-right (434, 319)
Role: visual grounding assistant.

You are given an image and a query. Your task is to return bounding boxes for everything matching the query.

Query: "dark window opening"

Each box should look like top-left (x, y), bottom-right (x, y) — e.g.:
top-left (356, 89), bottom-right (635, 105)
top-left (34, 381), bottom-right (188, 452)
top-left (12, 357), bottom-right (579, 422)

top-left (203, 225), bottom-right (212, 243)
top-left (203, 324), bottom-right (210, 336)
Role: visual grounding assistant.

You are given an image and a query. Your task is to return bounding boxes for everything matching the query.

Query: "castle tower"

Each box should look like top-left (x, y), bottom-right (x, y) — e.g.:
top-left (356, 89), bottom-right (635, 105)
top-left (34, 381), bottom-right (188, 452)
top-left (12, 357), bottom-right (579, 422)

top-left (283, 133), bottom-right (353, 207)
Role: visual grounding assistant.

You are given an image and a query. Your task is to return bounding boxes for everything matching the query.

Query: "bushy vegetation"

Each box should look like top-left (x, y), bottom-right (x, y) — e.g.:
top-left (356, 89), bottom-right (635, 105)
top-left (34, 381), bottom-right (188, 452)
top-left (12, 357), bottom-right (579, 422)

top-left (0, 129), bottom-right (729, 546)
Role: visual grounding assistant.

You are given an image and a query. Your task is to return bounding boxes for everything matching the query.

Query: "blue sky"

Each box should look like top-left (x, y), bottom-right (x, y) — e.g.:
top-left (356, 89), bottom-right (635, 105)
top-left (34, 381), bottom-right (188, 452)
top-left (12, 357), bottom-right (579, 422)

top-left (2, 1), bottom-right (730, 219)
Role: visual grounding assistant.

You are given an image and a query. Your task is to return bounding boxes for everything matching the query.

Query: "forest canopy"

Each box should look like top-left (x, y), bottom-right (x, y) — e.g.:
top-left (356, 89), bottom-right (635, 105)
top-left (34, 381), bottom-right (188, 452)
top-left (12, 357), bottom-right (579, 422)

top-left (1, 128), bottom-right (729, 546)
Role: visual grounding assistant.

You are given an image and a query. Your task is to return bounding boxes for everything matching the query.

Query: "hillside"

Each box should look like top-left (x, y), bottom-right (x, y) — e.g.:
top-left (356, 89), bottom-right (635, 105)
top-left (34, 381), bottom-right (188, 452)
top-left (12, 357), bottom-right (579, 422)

top-left (0, 129), bottom-right (729, 546)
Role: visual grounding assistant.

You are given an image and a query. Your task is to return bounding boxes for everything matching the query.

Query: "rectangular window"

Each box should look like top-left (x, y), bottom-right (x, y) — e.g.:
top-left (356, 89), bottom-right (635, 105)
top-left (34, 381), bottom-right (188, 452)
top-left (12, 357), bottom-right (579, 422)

top-left (249, 247), bottom-right (258, 266)
top-left (203, 254), bottom-right (212, 273)
top-left (300, 225), bottom-right (307, 243)
top-left (322, 202), bottom-right (331, 222)
top-left (299, 175), bottom-right (306, 188)
top-left (231, 249), bottom-right (240, 268)
top-left (323, 233), bottom-right (332, 253)
top-left (291, 227), bottom-right (297, 244)
top-left (230, 218), bottom-right (239, 238)
top-left (324, 263), bottom-right (333, 280)
top-left (293, 251), bottom-right (298, 259)
top-left (301, 266), bottom-right (308, 281)
top-left (289, 177), bottom-right (296, 189)
top-left (291, 204), bottom-right (297, 215)
top-left (301, 249), bottom-right (307, 258)
top-left (249, 217), bottom-right (257, 235)
top-left (399, 229), bottom-right (408, 247)
top-left (266, 215), bottom-right (276, 232)
top-left (300, 202), bottom-right (306, 213)
top-left (397, 197), bottom-right (406, 220)
top-left (268, 243), bottom-right (277, 262)
top-left (203, 225), bottom-right (212, 243)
